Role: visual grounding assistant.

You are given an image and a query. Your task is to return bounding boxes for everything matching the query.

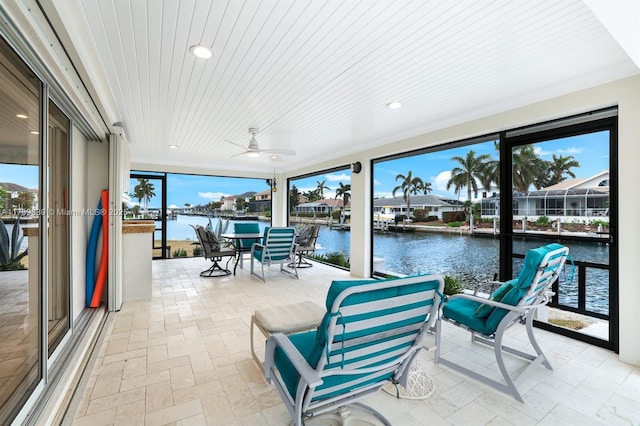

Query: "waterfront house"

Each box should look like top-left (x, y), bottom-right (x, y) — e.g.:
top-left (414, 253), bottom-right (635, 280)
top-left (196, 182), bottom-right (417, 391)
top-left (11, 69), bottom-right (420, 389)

top-left (481, 171), bottom-right (610, 222)
top-left (248, 189), bottom-right (272, 213)
top-left (295, 198), bottom-right (344, 218)
top-left (1, 1), bottom-right (639, 424)
top-left (373, 194), bottom-right (464, 220)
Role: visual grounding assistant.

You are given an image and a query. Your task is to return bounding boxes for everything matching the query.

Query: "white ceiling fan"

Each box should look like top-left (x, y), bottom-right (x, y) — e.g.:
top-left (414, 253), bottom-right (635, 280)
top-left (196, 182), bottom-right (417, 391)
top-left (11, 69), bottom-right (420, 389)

top-left (226, 128), bottom-right (296, 158)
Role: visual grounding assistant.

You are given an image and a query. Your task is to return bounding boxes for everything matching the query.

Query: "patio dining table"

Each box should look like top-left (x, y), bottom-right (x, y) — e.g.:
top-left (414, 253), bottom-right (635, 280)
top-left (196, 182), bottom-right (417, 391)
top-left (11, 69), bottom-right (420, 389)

top-left (221, 232), bottom-right (263, 275)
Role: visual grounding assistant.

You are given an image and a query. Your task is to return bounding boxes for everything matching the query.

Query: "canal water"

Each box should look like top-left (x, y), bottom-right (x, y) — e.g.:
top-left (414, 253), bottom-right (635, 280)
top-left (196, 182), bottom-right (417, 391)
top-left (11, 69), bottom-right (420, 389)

top-left (166, 216), bottom-right (609, 314)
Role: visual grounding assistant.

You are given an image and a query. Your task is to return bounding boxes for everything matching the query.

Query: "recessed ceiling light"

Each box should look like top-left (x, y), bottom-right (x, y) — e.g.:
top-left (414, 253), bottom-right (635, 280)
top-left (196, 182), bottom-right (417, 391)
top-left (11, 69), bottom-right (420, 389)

top-left (386, 101), bottom-right (402, 109)
top-left (29, 130), bottom-right (39, 135)
top-left (168, 144), bottom-right (179, 149)
top-left (189, 45), bottom-right (213, 59)
top-left (16, 114), bottom-right (27, 119)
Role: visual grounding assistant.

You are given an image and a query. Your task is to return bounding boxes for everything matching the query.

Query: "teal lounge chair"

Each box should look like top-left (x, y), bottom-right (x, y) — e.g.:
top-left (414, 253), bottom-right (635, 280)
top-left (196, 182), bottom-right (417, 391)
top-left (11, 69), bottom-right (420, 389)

top-left (264, 274), bottom-right (444, 425)
top-left (435, 243), bottom-right (570, 402)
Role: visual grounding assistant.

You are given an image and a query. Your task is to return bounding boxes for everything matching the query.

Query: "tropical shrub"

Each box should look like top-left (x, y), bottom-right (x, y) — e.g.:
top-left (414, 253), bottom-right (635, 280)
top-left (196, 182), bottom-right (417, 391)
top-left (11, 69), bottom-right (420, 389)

top-left (442, 211), bottom-right (466, 223)
top-left (394, 214), bottom-right (407, 224)
top-left (443, 275), bottom-right (464, 295)
top-left (192, 246), bottom-right (202, 257)
top-left (309, 251), bottom-right (350, 268)
top-left (0, 218), bottom-right (28, 270)
top-left (411, 209), bottom-right (429, 222)
top-left (536, 215), bottom-right (551, 226)
top-left (172, 248), bottom-right (187, 258)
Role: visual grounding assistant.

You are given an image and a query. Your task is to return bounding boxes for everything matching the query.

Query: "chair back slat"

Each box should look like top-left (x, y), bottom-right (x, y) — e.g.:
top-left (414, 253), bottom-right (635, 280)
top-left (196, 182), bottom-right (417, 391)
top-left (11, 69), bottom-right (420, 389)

top-left (262, 228), bottom-right (296, 262)
top-left (327, 332), bottom-right (418, 366)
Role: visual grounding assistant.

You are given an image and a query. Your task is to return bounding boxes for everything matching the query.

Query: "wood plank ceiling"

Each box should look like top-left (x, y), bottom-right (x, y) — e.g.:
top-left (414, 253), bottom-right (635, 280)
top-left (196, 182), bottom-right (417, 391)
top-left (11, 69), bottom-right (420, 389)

top-left (76, 0), bottom-right (638, 174)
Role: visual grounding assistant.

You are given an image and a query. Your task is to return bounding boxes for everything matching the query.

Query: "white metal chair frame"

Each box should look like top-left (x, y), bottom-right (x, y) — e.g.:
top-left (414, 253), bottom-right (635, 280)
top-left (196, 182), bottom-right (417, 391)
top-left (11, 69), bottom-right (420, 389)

top-left (264, 275), bottom-right (444, 426)
top-left (250, 227), bottom-right (298, 282)
top-left (434, 245), bottom-right (569, 402)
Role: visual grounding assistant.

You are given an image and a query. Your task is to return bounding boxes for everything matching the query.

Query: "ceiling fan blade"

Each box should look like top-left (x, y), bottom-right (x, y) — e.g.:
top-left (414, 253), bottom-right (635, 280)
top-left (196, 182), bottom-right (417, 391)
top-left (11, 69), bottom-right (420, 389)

top-left (261, 148), bottom-right (296, 156)
top-left (230, 151), bottom-right (249, 158)
top-left (224, 139), bottom-right (246, 149)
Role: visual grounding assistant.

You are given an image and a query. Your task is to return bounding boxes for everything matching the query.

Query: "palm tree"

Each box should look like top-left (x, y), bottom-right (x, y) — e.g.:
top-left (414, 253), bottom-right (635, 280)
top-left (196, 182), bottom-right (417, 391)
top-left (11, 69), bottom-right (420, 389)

top-left (546, 154), bottom-right (580, 186)
top-left (512, 145), bottom-right (546, 192)
top-left (479, 141), bottom-right (500, 193)
top-left (392, 171), bottom-right (425, 217)
top-left (133, 178), bottom-right (156, 215)
top-left (316, 180), bottom-right (330, 199)
top-left (447, 150), bottom-right (492, 202)
top-left (334, 182), bottom-right (351, 208)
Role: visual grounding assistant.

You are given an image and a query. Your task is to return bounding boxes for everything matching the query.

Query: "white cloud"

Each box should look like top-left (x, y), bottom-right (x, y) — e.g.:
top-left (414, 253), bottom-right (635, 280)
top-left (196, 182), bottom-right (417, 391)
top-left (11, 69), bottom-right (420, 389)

top-left (198, 191), bottom-right (226, 200)
top-left (373, 178), bottom-right (381, 185)
top-left (434, 171), bottom-right (451, 191)
top-left (326, 173), bottom-right (350, 182)
top-left (557, 147), bottom-right (583, 155)
top-left (168, 204), bottom-right (178, 209)
top-left (534, 146), bottom-right (552, 156)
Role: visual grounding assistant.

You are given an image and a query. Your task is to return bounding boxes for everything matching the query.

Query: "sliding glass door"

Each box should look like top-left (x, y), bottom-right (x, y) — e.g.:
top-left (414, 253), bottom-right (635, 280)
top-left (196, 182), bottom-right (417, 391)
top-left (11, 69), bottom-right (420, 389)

top-left (502, 112), bottom-right (617, 351)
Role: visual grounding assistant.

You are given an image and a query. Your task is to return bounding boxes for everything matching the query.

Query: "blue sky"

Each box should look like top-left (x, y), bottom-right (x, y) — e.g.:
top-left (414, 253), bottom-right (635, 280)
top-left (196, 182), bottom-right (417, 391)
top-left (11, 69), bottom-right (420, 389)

top-left (293, 131), bottom-right (609, 202)
top-left (128, 174), bottom-right (270, 209)
top-left (2, 130), bottom-right (609, 206)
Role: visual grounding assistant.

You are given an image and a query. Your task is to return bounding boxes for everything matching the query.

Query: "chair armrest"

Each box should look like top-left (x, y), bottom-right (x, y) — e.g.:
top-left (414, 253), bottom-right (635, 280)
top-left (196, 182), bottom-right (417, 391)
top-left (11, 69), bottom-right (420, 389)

top-left (250, 242), bottom-right (265, 254)
top-left (447, 293), bottom-right (527, 314)
top-left (473, 281), bottom-right (504, 296)
top-left (264, 333), bottom-right (322, 388)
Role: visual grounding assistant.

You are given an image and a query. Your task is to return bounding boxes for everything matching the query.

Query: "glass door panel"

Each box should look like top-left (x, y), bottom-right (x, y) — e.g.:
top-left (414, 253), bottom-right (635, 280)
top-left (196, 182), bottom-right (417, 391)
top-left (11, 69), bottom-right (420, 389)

top-left (0, 37), bottom-right (42, 423)
top-left (47, 101), bottom-right (70, 355)
top-left (508, 128), bottom-right (615, 350)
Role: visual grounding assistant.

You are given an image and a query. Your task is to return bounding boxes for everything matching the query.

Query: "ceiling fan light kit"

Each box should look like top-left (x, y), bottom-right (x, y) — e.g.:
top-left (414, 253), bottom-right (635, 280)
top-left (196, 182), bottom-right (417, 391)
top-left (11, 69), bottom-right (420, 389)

top-left (225, 128), bottom-right (296, 158)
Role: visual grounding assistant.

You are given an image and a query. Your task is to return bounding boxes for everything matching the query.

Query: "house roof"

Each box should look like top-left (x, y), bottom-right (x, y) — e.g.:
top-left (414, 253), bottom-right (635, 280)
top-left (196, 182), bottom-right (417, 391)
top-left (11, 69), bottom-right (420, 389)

top-left (539, 170), bottom-right (610, 191)
top-left (373, 194), bottom-right (462, 208)
top-left (297, 198), bottom-right (344, 208)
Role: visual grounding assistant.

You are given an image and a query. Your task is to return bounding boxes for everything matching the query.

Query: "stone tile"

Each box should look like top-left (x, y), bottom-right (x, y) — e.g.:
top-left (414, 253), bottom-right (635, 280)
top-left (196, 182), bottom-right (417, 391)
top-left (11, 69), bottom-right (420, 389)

top-left (147, 355), bottom-right (190, 374)
top-left (145, 380), bottom-right (173, 413)
top-left (176, 413), bottom-right (207, 426)
top-left (72, 407), bottom-right (116, 426)
top-left (147, 344), bottom-right (168, 364)
top-left (446, 401), bottom-right (496, 426)
top-left (170, 365), bottom-right (196, 390)
top-left (86, 388), bottom-right (146, 415)
top-left (188, 352), bottom-right (212, 373)
top-left (121, 370), bottom-right (171, 392)
top-left (114, 399), bottom-right (146, 425)
top-left (90, 372), bottom-right (122, 399)
top-left (122, 356), bottom-right (148, 379)
top-left (144, 399), bottom-right (202, 426)
top-left (103, 349), bottom-right (148, 365)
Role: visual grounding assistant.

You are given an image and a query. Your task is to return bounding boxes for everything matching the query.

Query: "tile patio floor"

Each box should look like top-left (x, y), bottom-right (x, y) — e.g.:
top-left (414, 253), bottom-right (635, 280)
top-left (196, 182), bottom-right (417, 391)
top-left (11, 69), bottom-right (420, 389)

top-left (66, 257), bottom-right (640, 425)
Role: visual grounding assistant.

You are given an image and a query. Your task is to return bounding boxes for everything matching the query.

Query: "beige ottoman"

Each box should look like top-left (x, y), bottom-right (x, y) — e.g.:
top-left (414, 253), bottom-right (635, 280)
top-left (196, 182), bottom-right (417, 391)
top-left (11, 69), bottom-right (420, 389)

top-left (250, 301), bottom-right (326, 371)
